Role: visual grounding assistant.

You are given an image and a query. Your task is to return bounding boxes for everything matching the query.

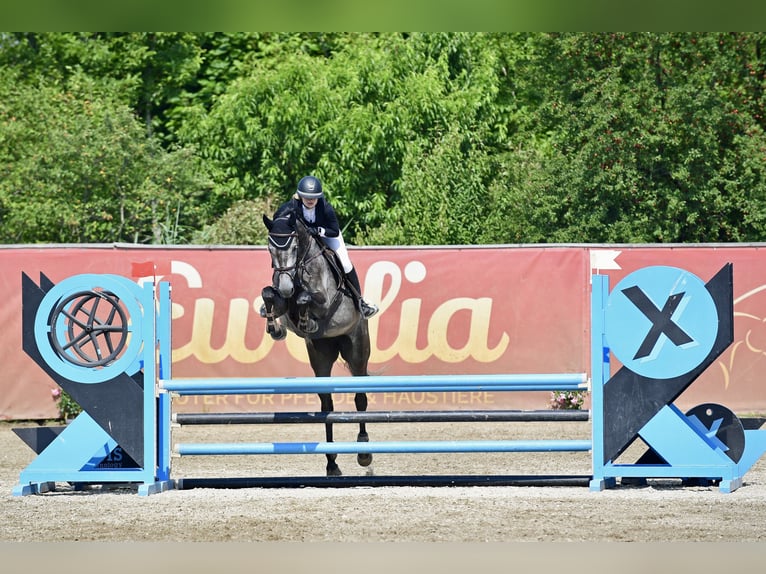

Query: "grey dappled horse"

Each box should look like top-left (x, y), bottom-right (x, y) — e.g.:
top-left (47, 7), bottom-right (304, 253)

top-left (261, 212), bottom-right (372, 476)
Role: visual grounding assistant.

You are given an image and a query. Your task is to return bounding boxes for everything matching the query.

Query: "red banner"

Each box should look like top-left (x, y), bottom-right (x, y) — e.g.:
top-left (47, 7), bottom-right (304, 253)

top-left (1, 244), bottom-right (765, 419)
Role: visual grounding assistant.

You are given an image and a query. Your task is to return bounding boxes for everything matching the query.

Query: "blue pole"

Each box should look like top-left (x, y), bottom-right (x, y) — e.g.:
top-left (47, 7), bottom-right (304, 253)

top-left (161, 373), bottom-right (588, 395)
top-left (175, 439), bottom-right (593, 456)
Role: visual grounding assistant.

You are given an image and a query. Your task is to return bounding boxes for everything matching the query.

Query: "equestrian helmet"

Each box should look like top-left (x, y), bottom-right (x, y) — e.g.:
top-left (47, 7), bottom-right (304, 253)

top-left (296, 175), bottom-right (324, 199)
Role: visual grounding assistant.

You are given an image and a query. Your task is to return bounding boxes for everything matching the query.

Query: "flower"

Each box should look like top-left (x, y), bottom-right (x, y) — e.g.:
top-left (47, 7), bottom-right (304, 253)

top-left (550, 390), bottom-right (586, 410)
top-left (51, 387), bottom-right (82, 421)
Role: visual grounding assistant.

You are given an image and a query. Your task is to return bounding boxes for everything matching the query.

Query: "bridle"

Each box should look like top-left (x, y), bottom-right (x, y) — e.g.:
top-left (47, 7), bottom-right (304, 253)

top-left (266, 218), bottom-right (348, 326)
top-left (268, 225), bottom-right (324, 288)
top-left (268, 230), bottom-right (298, 272)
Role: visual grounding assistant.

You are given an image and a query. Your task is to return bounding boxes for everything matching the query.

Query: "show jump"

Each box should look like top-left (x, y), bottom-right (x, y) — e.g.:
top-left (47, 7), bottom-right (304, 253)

top-left (13, 263), bottom-right (766, 495)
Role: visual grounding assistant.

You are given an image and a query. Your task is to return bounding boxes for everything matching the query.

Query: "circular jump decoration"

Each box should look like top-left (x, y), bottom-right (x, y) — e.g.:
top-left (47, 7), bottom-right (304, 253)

top-left (605, 266), bottom-right (718, 379)
top-left (34, 274), bottom-right (146, 383)
top-left (685, 403), bottom-right (745, 463)
top-left (49, 289), bottom-right (129, 367)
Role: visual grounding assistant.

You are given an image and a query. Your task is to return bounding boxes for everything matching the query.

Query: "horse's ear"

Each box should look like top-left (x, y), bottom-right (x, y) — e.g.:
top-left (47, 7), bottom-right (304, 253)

top-left (287, 210), bottom-right (296, 226)
top-left (263, 214), bottom-right (273, 231)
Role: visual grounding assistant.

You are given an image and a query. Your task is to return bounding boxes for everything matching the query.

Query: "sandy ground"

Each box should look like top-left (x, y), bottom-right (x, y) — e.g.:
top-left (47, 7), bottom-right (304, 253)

top-left (3, 416), bottom-right (766, 547)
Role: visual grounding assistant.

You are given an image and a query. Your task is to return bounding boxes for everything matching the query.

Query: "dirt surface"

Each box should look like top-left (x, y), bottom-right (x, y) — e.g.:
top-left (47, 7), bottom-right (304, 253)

top-left (3, 418), bottom-right (766, 543)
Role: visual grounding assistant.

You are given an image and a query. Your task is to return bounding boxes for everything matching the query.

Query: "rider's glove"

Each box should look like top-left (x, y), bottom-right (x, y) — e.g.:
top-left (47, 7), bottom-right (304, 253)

top-left (308, 226), bottom-right (325, 237)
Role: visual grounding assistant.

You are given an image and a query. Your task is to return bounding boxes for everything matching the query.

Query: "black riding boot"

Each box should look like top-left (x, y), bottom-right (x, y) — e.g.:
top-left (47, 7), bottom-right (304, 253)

top-left (345, 268), bottom-right (379, 319)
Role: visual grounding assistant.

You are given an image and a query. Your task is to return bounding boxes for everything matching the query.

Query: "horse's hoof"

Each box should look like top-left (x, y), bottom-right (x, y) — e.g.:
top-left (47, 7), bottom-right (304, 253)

top-left (327, 466), bottom-right (342, 477)
top-left (357, 453), bottom-right (373, 467)
top-left (302, 320), bottom-right (319, 334)
top-left (267, 324), bottom-right (287, 340)
top-left (356, 432), bottom-right (372, 466)
top-left (272, 329), bottom-right (287, 341)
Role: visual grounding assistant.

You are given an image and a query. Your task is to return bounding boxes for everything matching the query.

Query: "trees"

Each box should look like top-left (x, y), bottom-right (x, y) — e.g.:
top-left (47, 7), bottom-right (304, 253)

top-left (183, 32), bottom-right (509, 245)
top-left (1, 33), bottom-right (765, 246)
top-left (488, 33), bottom-right (766, 243)
top-left (0, 68), bottom-right (210, 243)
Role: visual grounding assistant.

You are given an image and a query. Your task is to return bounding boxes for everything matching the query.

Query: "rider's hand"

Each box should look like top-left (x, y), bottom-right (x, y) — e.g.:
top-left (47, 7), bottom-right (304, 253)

top-left (308, 226), bottom-right (324, 237)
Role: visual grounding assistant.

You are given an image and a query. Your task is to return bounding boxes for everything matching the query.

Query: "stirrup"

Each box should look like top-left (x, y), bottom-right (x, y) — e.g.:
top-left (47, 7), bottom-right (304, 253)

top-left (360, 300), bottom-right (379, 319)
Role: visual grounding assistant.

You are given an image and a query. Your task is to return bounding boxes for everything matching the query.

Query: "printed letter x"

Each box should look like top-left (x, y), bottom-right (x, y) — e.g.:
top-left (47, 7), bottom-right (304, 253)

top-left (621, 285), bottom-right (694, 360)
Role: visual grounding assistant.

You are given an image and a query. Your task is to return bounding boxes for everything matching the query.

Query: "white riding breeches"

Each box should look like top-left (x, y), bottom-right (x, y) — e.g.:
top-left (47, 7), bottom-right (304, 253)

top-left (322, 232), bottom-right (353, 274)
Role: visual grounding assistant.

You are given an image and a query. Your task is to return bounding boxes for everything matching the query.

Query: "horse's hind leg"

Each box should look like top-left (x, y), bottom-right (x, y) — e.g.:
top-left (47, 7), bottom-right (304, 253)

top-left (341, 327), bottom-right (373, 469)
top-left (319, 393), bottom-right (341, 476)
top-left (354, 392), bottom-right (372, 467)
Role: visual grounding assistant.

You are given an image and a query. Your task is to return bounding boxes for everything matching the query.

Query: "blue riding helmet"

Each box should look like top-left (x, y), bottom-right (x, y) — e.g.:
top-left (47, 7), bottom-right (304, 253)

top-left (297, 175), bottom-right (323, 199)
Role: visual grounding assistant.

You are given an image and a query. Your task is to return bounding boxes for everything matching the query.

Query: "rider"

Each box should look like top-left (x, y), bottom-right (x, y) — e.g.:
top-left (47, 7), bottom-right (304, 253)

top-left (273, 175), bottom-right (379, 319)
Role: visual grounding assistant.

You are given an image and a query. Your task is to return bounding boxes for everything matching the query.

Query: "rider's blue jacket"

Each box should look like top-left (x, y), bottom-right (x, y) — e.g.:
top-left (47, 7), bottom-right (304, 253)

top-left (274, 195), bottom-right (341, 238)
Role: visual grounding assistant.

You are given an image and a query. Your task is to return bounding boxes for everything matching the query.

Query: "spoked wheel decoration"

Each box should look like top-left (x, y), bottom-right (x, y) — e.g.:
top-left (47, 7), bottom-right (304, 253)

top-left (49, 290), bottom-right (129, 368)
top-left (34, 274), bottom-right (147, 384)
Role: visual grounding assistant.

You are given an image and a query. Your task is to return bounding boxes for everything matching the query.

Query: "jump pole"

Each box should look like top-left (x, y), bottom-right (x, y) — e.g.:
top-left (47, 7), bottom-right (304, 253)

top-left (176, 475), bottom-right (593, 489)
top-left (160, 264), bottom-right (766, 494)
top-left (160, 373), bottom-right (587, 395)
top-left (174, 439), bottom-right (593, 456)
top-left (173, 410), bottom-right (590, 424)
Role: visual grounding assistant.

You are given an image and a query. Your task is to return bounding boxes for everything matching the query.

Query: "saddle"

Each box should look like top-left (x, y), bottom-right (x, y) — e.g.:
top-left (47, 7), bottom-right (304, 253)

top-left (311, 237), bottom-right (353, 297)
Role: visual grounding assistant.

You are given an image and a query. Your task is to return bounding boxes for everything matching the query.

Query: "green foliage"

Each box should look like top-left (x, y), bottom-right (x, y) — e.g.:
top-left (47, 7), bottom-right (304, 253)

top-left (494, 32), bottom-right (766, 243)
top-left (363, 129), bottom-right (496, 245)
top-left (51, 388), bottom-right (82, 421)
top-left (0, 33), bottom-right (204, 138)
top-left (0, 68), bottom-right (211, 243)
top-left (182, 32), bottom-right (508, 244)
top-left (191, 198), bottom-right (274, 245)
top-left (1, 32), bottom-right (766, 247)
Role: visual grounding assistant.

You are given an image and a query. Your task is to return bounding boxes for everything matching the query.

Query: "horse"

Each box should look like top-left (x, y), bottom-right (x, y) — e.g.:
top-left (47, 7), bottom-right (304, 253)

top-left (261, 211), bottom-right (373, 476)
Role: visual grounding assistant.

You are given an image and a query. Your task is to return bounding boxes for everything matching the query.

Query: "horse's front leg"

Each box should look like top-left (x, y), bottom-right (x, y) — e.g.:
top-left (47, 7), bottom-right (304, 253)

top-left (261, 286), bottom-right (287, 340)
top-left (319, 393), bottom-right (341, 476)
top-left (355, 392), bottom-right (372, 467)
top-left (296, 291), bottom-right (318, 334)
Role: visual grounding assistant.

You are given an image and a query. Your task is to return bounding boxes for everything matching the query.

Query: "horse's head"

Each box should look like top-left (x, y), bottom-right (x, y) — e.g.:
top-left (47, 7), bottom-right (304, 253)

top-left (263, 212), bottom-right (301, 298)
